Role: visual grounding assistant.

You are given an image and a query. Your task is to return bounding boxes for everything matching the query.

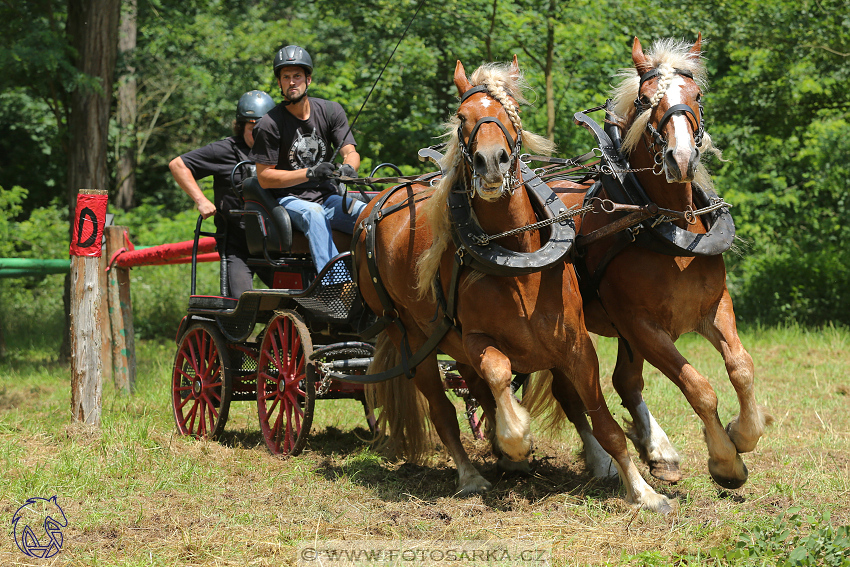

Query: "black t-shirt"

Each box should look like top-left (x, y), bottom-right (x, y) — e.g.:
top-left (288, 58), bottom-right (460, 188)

top-left (179, 136), bottom-right (252, 254)
top-left (249, 98), bottom-right (356, 203)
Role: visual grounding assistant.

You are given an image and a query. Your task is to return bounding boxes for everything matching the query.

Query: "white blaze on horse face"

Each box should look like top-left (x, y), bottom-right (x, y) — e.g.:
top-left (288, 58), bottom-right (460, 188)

top-left (666, 76), bottom-right (695, 173)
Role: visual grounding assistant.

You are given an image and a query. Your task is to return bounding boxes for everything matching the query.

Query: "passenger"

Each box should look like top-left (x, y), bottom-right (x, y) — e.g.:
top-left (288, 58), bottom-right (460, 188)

top-left (250, 45), bottom-right (366, 279)
top-left (169, 90), bottom-right (275, 297)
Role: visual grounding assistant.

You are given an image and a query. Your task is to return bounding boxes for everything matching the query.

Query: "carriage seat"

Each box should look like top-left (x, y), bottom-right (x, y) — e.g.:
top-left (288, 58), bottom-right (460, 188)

top-left (238, 176), bottom-right (353, 258)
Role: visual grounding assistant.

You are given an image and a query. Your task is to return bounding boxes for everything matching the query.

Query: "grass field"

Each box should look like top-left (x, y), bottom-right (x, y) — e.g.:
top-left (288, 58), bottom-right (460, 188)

top-left (1, 324), bottom-right (848, 565)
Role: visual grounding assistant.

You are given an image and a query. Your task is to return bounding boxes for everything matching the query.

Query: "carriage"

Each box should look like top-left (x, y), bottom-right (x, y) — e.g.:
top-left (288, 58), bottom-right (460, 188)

top-left (170, 162), bottom-right (485, 456)
top-left (171, 41), bottom-right (770, 511)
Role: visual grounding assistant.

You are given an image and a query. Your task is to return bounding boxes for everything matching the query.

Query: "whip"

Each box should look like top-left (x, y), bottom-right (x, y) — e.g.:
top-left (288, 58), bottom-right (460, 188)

top-left (329, 0), bottom-right (427, 164)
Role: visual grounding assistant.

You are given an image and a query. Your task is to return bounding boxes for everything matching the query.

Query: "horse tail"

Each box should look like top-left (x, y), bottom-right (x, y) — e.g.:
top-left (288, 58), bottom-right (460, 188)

top-left (364, 332), bottom-right (434, 463)
top-left (521, 370), bottom-right (567, 434)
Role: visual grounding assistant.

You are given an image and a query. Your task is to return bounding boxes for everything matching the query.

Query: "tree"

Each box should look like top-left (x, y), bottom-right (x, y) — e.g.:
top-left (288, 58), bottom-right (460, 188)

top-left (61, 0), bottom-right (121, 361)
top-left (114, 0), bottom-right (138, 209)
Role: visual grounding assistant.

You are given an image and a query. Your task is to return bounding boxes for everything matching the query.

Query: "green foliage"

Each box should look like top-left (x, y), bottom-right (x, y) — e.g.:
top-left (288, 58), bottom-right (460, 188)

top-left (728, 246), bottom-right (850, 326)
top-left (0, 188), bottom-right (67, 349)
top-left (111, 205), bottom-right (220, 339)
top-left (0, 185), bottom-right (28, 258)
top-left (1, 0), bottom-right (849, 332)
top-left (711, 507), bottom-right (850, 566)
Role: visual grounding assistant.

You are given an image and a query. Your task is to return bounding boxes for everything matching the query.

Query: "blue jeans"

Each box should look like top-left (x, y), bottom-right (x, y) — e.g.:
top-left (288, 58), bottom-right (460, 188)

top-left (277, 193), bottom-right (367, 276)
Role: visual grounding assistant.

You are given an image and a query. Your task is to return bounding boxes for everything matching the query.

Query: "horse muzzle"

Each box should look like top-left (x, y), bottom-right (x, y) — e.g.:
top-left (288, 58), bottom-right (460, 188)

top-left (473, 174), bottom-right (510, 201)
top-left (663, 145), bottom-right (700, 183)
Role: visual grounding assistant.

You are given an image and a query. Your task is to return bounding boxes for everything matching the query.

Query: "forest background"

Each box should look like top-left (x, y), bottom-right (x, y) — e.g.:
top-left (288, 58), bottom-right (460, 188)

top-left (0, 0), bottom-right (848, 346)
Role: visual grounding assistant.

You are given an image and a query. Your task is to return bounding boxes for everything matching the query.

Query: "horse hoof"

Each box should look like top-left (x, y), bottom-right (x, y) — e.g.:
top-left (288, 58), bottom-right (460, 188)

top-left (497, 456), bottom-right (531, 475)
top-left (654, 498), bottom-right (675, 516)
top-left (640, 493), bottom-right (676, 515)
top-left (649, 461), bottom-right (683, 483)
top-left (456, 478), bottom-right (492, 497)
top-left (710, 462), bottom-right (748, 490)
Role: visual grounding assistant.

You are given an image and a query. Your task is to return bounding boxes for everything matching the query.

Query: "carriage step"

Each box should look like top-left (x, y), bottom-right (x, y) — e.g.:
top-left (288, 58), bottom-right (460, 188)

top-left (188, 295), bottom-right (238, 310)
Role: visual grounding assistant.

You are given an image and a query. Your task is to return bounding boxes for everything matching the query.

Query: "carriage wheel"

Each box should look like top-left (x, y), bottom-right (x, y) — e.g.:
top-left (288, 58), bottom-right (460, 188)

top-left (172, 322), bottom-right (232, 440)
top-left (257, 310), bottom-right (315, 456)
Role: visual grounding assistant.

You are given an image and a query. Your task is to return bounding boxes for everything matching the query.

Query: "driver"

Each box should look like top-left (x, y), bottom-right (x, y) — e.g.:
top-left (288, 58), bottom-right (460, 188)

top-left (250, 45), bottom-right (366, 279)
top-left (169, 90), bottom-right (276, 297)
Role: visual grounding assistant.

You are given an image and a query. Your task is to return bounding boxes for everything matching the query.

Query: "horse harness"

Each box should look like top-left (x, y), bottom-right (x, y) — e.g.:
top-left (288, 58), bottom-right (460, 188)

top-left (635, 67), bottom-right (705, 167)
top-left (349, 172), bottom-right (459, 384)
top-left (344, 86), bottom-right (576, 383)
top-left (455, 84), bottom-right (523, 194)
top-left (547, 103), bottom-right (732, 365)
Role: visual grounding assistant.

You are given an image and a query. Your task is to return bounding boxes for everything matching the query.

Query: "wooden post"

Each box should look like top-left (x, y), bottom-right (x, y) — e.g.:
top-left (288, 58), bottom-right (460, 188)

top-left (105, 225), bottom-right (136, 393)
top-left (99, 250), bottom-right (113, 386)
top-left (70, 189), bottom-right (108, 425)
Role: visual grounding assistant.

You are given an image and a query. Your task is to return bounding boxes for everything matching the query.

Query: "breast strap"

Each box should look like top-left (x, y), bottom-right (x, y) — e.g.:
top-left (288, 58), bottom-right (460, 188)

top-left (447, 162), bottom-right (575, 276)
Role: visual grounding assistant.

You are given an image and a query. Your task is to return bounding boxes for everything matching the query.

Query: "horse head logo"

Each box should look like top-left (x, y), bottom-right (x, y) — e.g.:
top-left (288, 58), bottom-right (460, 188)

top-left (289, 127), bottom-right (326, 169)
top-left (12, 496), bottom-right (67, 559)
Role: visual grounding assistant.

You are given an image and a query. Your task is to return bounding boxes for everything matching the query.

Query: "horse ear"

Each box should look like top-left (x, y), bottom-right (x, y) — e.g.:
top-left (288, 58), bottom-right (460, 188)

top-left (454, 60), bottom-right (472, 96)
top-left (510, 54), bottom-right (520, 79)
top-left (632, 36), bottom-right (652, 75)
top-left (690, 32), bottom-right (702, 56)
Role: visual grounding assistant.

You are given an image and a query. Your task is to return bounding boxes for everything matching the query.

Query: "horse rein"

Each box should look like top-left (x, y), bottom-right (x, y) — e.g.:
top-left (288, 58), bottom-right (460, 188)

top-left (634, 67), bottom-right (705, 170)
top-left (455, 85), bottom-right (522, 197)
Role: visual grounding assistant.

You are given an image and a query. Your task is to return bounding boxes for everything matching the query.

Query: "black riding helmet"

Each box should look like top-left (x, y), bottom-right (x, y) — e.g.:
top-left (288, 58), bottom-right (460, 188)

top-left (236, 90), bottom-right (275, 122)
top-left (273, 45), bottom-right (313, 78)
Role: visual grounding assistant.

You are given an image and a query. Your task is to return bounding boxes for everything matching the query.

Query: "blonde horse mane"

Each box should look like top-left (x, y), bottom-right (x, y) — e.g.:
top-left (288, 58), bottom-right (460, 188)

top-left (609, 37), bottom-right (724, 191)
top-left (415, 61), bottom-right (556, 299)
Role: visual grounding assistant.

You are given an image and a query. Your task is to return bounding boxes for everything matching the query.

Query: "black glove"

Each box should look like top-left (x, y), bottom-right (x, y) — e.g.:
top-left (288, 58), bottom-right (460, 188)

top-left (306, 161), bottom-right (335, 180)
top-left (337, 163), bottom-right (357, 179)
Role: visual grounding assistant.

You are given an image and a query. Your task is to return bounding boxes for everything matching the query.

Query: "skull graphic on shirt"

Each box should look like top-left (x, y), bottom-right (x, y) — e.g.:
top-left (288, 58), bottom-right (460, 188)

top-left (288, 128), bottom-right (327, 169)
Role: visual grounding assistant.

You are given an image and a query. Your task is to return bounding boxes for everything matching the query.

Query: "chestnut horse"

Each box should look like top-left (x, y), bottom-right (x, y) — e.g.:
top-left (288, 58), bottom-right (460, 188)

top-left (356, 58), bottom-right (672, 513)
top-left (528, 36), bottom-right (772, 489)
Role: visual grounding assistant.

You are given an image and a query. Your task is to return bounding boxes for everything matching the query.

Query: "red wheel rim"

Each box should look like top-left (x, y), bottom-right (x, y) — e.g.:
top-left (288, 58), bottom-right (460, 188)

top-left (258, 314), bottom-right (310, 454)
top-left (173, 327), bottom-right (225, 438)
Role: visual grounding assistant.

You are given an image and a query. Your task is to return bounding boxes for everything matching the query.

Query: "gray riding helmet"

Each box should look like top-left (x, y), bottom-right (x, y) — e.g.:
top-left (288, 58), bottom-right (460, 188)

top-left (273, 45), bottom-right (313, 77)
top-left (236, 90), bottom-right (275, 122)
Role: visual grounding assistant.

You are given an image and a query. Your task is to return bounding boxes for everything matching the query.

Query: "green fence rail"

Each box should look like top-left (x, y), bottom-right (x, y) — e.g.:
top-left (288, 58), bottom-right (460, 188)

top-left (0, 258), bottom-right (71, 278)
top-left (0, 252), bottom-right (154, 278)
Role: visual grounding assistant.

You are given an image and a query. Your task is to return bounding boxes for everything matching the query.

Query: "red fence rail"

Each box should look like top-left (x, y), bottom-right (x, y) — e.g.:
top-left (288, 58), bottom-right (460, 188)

top-left (109, 232), bottom-right (219, 269)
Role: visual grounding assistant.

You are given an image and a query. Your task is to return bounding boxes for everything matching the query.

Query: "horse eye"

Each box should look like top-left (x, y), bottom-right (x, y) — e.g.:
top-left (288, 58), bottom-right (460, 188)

top-left (639, 94), bottom-right (650, 105)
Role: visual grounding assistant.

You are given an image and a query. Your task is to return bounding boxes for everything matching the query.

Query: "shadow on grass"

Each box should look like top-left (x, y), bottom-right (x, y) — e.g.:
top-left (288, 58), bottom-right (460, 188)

top-left (205, 423), bottom-right (685, 510)
top-left (217, 429), bottom-right (268, 450)
top-left (300, 426), bottom-right (633, 508)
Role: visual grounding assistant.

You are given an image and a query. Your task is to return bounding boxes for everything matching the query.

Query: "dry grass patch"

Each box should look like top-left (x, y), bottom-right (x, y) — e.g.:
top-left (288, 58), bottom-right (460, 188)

top-left (0, 325), bottom-right (848, 565)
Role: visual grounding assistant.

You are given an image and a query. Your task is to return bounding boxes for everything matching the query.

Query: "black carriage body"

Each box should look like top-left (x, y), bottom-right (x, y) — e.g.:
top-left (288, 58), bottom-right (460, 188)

top-left (170, 168), bottom-right (481, 455)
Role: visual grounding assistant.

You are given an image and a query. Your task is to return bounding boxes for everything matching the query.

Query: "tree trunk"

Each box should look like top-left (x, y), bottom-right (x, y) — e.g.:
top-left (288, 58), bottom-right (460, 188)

top-left (545, 0), bottom-right (555, 142)
top-left (485, 0), bottom-right (498, 61)
top-left (115, 0), bottom-right (137, 210)
top-left (60, 0), bottom-right (121, 363)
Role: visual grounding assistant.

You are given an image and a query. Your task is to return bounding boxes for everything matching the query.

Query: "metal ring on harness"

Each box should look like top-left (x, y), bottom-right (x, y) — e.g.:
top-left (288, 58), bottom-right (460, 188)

top-left (383, 308), bottom-right (399, 320)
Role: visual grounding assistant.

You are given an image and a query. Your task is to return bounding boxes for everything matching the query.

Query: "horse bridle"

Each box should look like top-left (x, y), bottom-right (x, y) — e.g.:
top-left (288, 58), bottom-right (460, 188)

top-left (456, 85), bottom-right (522, 196)
top-left (634, 67), bottom-right (705, 172)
